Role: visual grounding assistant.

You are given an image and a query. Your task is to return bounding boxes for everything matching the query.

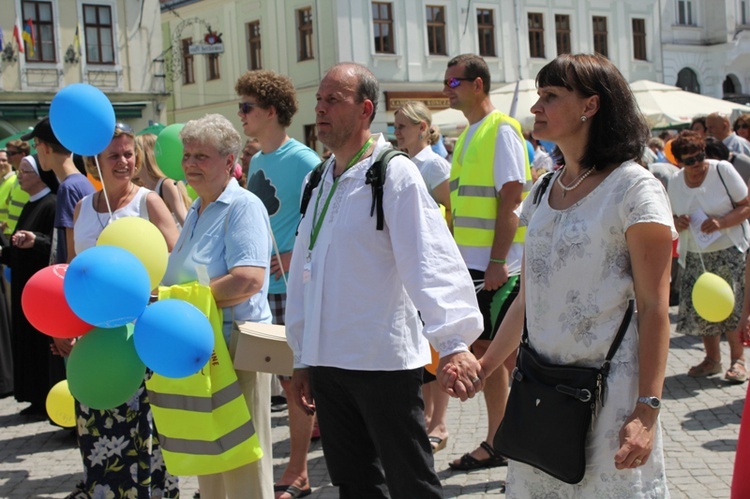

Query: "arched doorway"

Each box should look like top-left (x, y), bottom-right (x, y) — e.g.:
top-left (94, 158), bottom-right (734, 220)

top-left (723, 74), bottom-right (742, 96)
top-left (676, 67), bottom-right (700, 93)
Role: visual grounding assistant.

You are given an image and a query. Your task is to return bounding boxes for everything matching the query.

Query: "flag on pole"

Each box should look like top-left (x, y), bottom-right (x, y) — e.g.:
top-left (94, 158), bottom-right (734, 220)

top-left (14, 17), bottom-right (24, 53)
top-left (73, 24), bottom-right (81, 55)
top-left (23, 18), bottom-right (35, 57)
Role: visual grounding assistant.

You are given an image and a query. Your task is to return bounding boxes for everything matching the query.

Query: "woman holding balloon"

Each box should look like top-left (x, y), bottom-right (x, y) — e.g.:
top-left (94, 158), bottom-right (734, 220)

top-left (668, 130), bottom-right (750, 383)
top-left (161, 113), bottom-right (274, 498)
top-left (66, 123), bottom-right (181, 499)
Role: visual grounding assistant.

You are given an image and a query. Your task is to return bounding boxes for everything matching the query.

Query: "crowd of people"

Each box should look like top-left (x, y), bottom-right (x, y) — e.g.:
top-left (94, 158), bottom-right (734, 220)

top-left (1, 50), bottom-right (750, 498)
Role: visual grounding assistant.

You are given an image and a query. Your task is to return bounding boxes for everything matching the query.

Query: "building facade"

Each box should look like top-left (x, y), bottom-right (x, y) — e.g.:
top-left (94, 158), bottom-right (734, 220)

top-left (0, 0), bottom-right (168, 139)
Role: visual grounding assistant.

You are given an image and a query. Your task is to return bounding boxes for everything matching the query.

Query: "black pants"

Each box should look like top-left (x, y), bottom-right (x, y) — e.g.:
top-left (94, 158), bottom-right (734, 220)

top-left (310, 366), bottom-right (443, 499)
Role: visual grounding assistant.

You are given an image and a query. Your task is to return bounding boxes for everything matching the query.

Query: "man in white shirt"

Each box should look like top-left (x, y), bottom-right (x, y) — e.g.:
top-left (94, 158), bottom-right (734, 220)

top-left (707, 112), bottom-right (750, 156)
top-left (286, 62), bottom-right (483, 498)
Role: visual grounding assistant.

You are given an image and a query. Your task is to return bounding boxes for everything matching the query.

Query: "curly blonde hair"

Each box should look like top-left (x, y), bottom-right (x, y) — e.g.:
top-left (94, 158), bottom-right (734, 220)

top-left (235, 70), bottom-right (298, 127)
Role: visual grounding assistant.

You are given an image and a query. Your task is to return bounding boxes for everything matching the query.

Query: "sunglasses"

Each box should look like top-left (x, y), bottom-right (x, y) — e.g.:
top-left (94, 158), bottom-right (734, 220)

top-left (740, 124), bottom-right (750, 129)
top-left (443, 77), bottom-right (474, 89)
top-left (680, 152), bottom-right (705, 167)
top-left (115, 122), bottom-right (134, 134)
top-left (6, 150), bottom-right (22, 156)
top-left (238, 102), bottom-right (259, 114)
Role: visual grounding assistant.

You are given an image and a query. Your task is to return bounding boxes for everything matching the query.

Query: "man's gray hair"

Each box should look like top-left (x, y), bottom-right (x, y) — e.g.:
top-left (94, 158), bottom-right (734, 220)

top-left (180, 114), bottom-right (242, 158)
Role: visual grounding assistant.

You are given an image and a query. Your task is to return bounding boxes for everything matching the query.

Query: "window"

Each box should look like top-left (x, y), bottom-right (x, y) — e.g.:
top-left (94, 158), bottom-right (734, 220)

top-left (182, 38), bottom-right (194, 85)
top-left (477, 9), bottom-right (495, 57)
top-left (677, 0), bottom-right (694, 25)
top-left (632, 18), bottom-right (647, 61)
top-left (676, 67), bottom-right (700, 93)
top-left (207, 53), bottom-right (220, 80)
top-left (247, 21), bottom-right (262, 70)
top-left (21, 1), bottom-right (56, 63)
top-left (426, 5), bottom-right (446, 55)
top-left (555, 14), bottom-right (571, 55)
top-left (297, 7), bottom-right (314, 61)
top-left (304, 124), bottom-right (317, 152)
top-left (741, 0), bottom-right (748, 25)
top-left (83, 4), bottom-right (115, 64)
top-left (373, 2), bottom-right (395, 54)
top-left (528, 13), bottom-right (545, 58)
top-left (592, 16), bottom-right (608, 57)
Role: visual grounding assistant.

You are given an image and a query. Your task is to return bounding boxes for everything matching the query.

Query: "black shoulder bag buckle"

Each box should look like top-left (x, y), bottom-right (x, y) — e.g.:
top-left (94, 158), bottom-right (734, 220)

top-left (494, 300), bottom-right (635, 484)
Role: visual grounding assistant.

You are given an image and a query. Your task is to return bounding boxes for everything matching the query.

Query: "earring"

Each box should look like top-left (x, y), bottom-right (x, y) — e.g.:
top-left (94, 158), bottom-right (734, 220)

top-left (580, 115), bottom-right (588, 122)
top-left (419, 133), bottom-right (423, 140)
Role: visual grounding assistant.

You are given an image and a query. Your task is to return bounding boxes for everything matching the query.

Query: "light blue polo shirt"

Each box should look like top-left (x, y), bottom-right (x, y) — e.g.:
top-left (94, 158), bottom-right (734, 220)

top-left (163, 178), bottom-right (273, 343)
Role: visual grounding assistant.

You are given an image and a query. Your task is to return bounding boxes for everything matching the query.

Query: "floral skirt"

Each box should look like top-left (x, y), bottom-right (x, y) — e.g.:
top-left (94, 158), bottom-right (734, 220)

top-left (677, 247), bottom-right (745, 337)
top-left (68, 382), bottom-right (179, 499)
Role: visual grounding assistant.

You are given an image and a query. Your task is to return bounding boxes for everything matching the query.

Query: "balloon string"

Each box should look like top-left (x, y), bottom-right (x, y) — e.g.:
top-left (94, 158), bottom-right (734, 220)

top-left (698, 251), bottom-right (707, 274)
top-left (94, 156), bottom-right (114, 220)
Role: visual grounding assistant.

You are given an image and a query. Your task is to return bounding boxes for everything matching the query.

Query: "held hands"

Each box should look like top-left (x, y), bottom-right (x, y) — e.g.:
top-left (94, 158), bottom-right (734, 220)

top-left (437, 351), bottom-right (484, 401)
top-left (614, 405), bottom-right (658, 470)
top-left (483, 261), bottom-right (509, 291)
top-left (290, 368), bottom-right (316, 416)
top-left (270, 251), bottom-right (292, 281)
top-left (11, 230), bottom-right (36, 249)
top-left (50, 337), bottom-right (75, 357)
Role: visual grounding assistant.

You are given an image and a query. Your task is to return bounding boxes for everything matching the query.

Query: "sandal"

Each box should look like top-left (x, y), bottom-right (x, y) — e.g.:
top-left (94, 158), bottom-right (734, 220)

top-left (725, 358), bottom-right (748, 384)
top-left (687, 357), bottom-right (722, 378)
top-left (274, 484), bottom-right (312, 498)
top-left (429, 435), bottom-right (448, 454)
top-left (448, 441), bottom-right (507, 471)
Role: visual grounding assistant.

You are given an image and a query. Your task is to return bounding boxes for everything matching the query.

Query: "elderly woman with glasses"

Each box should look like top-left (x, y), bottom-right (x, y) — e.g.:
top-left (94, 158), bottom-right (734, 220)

top-left (65, 123), bottom-right (180, 499)
top-left (668, 130), bottom-right (750, 383)
top-left (161, 114), bottom-right (274, 498)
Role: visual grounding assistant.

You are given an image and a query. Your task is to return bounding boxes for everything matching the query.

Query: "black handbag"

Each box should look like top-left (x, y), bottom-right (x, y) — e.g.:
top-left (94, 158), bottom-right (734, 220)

top-left (493, 300), bottom-right (634, 484)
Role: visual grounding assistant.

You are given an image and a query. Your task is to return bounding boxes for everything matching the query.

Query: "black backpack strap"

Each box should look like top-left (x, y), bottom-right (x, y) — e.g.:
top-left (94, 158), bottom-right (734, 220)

top-left (299, 160), bottom-right (327, 216)
top-left (365, 148), bottom-right (408, 230)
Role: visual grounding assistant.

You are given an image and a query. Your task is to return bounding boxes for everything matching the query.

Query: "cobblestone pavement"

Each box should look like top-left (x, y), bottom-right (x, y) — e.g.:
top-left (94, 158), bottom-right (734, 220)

top-left (0, 307), bottom-right (746, 498)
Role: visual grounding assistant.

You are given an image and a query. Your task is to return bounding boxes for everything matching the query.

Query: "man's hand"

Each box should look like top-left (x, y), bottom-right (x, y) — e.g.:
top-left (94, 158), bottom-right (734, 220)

top-left (483, 261), bottom-right (509, 291)
top-left (290, 368), bottom-right (316, 416)
top-left (437, 351), bottom-right (484, 401)
top-left (51, 337), bottom-right (75, 357)
top-left (270, 251), bottom-right (292, 281)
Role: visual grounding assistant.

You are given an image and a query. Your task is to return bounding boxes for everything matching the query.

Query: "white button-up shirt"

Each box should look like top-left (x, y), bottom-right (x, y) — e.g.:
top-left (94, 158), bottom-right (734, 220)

top-left (286, 135), bottom-right (483, 371)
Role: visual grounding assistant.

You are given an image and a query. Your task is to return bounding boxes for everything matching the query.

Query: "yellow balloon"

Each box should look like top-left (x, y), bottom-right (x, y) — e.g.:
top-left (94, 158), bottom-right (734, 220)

top-left (692, 272), bottom-right (735, 323)
top-left (46, 380), bottom-right (76, 428)
top-left (96, 217), bottom-right (168, 289)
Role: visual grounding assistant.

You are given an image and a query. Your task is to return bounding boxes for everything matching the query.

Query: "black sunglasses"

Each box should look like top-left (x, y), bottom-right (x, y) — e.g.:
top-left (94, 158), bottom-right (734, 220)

top-left (681, 152), bottom-right (705, 167)
top-left (6, 150), bottom-right (22, 156)
top-left (238, 102), bottom-right (259, 114)
top-left (443, 77), bottom-right (474, 89)
top-left (115, 122), bottom-right (134, 134)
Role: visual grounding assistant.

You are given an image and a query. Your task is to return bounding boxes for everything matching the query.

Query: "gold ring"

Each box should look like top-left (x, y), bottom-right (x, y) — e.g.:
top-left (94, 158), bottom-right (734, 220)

top-left (634, 458), bottom-right (642, 466)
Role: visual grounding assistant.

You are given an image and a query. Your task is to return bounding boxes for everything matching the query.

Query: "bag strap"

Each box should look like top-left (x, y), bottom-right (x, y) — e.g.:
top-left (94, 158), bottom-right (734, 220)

top-left (299, 159), bottom-right (328, 217)
top-left (366, 148), bottom-right (408, 230)
top-left (716, 161), bottom-right (738, 208)
top-left (532, 171), bottom-right (555, 206)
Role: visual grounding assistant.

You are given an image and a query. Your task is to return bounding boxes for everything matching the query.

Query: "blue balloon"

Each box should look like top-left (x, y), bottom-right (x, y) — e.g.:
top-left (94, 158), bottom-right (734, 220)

top-left (64, 246), bottom-right (151, 328)
top-left (50, 84), bottom-right (116, 156)
top-left (134, 299), bottom-right (214, 378)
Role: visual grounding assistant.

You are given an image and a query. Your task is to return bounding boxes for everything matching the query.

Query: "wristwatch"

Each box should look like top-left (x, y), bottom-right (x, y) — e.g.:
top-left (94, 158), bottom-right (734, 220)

top-left (637, 396), bottom-right (662, 409)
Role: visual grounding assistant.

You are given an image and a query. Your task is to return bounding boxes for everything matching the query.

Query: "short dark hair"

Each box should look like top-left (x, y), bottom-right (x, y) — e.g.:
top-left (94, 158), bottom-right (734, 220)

top-left (447, 54), bottom-right (491, 94)
top-left (691, 116), bottom-right (707, 131)
top-left (328, 63), bottom-right (380, 123)
top-left (535, 53), bottom-right (648, 170)
top-left (703, 136), bottom-right (730, 161)
top-left (235, 70), bottom-right (298, 127)
top-left (670, 130), bottom-right (705, 162)
top-left (733, 114), bottom-right (750, 132)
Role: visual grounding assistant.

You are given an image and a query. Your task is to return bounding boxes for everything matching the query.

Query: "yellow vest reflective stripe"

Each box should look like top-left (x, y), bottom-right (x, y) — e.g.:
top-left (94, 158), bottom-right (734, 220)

top-left (5, 179), bottom-right (29, 235)
top-left (450, 111), bottom-right (532, 248)
top-left (146, 282), bottom-right (263, 476)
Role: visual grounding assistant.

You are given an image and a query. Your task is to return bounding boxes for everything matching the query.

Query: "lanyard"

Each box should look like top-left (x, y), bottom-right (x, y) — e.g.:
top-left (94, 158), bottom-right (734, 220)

top-left (308, 137), bottom-right (374, 252)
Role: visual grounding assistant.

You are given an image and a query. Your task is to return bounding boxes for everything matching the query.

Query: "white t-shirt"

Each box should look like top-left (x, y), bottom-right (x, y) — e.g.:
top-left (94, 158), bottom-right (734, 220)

top-left (74, 187), bottom-right (151, 254)
top-left (411, 145), bottom-right (450, 198)
top-left (457, 112), bottom-right (527, 274)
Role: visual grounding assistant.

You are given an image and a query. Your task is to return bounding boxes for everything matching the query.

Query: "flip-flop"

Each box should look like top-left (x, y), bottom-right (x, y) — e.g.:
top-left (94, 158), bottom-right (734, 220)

top-left (429, 435), bottom-right (448, 454)
top-left (274, 484), bottom-right (312, 498)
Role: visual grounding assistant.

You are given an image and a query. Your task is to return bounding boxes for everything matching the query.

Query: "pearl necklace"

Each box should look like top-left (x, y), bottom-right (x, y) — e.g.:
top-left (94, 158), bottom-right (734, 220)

top-left (556, 166), bottom-right (595, 198)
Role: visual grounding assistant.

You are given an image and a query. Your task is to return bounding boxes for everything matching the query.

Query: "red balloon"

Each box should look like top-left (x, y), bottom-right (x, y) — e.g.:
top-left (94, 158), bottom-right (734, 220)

top-left (22, 264), bottom-right (93, 338)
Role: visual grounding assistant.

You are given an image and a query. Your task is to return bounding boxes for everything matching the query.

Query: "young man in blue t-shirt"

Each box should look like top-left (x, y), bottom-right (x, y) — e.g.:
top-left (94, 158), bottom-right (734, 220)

top-left (236, 70), bottom-right (320, 499)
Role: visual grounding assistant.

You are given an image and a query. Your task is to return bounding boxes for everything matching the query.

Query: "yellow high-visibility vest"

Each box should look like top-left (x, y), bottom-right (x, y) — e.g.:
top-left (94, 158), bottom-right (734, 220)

top-left (146, 282), bottom-right (263, 476)
top-left (0, 173), bottom-right (17, 229)
top-left (4, 178), bottom-right (29, 236)
top-left (450, 111), bottom-right (532, 248)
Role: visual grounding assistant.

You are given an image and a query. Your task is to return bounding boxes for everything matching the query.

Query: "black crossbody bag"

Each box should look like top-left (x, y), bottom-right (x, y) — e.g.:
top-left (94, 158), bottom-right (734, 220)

top-left (493, 300), bottom-right (634, 484)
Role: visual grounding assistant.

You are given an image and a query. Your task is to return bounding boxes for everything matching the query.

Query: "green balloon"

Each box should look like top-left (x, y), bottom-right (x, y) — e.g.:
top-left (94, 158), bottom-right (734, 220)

top-left (67, 324), bottom-right (146, 410)
top-left (154, 123), bottom-right (185, 181)
top-left (185, 184), bottom-right (198, 201)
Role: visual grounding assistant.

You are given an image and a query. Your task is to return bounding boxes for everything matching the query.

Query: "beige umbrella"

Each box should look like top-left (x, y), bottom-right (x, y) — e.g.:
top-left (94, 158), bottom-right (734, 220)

top-left (631, 80), bottom-right (750, 129)
top-left (432, 79), bottom-right (538, 136)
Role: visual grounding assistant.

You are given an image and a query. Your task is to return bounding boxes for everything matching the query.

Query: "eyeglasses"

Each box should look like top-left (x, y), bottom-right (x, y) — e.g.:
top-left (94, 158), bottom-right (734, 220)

top-left (115, 123), bottom-right (134, 134)
top-left (680, 152), bottom-right (705, 167)
top-left (238, 102), bottom-right (259, 114)
top-left (443, 77), bottom-right (474, 89)
top-left (6, 150), bottom-right (22, 156)
top-left (740, 124), bottom-right (750, 129)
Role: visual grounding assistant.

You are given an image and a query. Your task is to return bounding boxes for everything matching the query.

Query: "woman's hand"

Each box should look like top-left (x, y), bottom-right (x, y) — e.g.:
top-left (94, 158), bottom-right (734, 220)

top-left (11, 230), bottom-right (36, 249)
top-left (614, 405), bottom-right (658, 469)
top-left (673, 214), bottom-right (690, 232)
top-left (700, 217), bottom-right (722, 234)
